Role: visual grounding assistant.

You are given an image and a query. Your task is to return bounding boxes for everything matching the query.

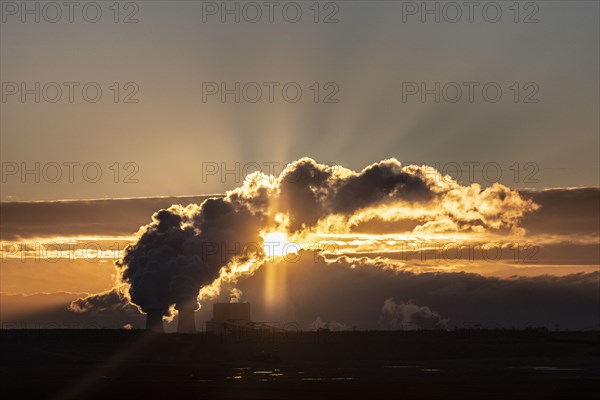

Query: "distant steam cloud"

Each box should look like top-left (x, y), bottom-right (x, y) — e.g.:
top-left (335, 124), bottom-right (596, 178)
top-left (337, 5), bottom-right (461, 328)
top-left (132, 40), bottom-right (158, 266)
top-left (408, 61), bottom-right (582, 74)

top-left (308, 316), bottom-right (349, 332)
top-left (381, 299), bottom-right (448, 330)
top-left (72, 158), bottom-right (537, 318)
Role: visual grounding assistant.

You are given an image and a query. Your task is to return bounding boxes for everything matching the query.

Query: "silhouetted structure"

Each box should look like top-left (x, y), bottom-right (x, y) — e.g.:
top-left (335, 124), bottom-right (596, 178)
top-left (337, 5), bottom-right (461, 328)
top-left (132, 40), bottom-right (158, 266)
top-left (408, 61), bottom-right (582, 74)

top-left (177, 304), bottom-right (197, 333)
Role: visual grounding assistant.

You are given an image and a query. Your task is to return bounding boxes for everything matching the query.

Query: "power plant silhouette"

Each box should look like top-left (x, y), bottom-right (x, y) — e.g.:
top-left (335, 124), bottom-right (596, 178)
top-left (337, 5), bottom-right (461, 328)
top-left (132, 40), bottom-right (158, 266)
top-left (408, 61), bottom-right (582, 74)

top-left (145, 302), bottom-right (253, 333)
top-left (144, 302), bottom-right (286, 334)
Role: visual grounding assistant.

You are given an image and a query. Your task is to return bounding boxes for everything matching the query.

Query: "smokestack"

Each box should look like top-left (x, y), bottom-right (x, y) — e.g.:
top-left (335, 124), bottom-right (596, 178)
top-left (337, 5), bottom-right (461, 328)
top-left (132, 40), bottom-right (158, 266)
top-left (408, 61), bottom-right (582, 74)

top-left (177, 304), bottom-right (197, 333)
top-left (145, 309), bottom-right (164, 332)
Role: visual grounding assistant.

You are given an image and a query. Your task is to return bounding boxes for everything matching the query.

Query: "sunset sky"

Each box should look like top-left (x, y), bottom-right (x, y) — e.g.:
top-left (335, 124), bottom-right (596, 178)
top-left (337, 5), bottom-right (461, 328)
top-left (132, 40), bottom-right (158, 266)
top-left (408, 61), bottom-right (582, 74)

top-left (0, 1), bottom-right (598, 331)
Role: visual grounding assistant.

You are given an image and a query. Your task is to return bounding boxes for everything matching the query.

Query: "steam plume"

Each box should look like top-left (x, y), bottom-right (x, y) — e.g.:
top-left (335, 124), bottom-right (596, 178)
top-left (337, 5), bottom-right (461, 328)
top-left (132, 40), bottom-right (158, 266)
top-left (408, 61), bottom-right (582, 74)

top-left (381, 298), bottom-right (448, 330)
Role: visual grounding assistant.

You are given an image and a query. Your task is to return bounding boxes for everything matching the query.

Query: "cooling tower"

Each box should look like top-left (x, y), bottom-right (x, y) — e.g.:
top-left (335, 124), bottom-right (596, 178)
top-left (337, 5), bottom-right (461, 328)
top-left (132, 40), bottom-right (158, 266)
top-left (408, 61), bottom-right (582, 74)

top-left (177, 305), bottom-right (197, 333)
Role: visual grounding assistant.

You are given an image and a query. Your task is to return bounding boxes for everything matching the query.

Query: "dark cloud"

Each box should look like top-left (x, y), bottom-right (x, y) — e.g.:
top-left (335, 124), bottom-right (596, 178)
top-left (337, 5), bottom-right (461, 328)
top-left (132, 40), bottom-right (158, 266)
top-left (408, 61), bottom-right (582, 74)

top-left (276, 158), bottom-right (537, 234)
top-left (199, 253), bottom-right (599, 330)
top-left (519, 187), bottom-right (600, 235)
top-left (69, 290), bottom-right (140, 315)
top-left (330, 160), bottom-right (433, 213)
top-left (0, 196), bottom-right (216, 240)
top-left (278, 158), bottom-right (434, 231)
top-left (278, 159), bottom-right (334, 231)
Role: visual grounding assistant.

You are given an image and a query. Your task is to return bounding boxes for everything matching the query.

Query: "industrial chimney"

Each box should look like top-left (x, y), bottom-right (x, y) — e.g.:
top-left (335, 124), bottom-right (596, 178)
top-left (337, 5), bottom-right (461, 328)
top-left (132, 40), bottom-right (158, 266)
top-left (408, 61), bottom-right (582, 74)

top-left (176, 301), bottom-right (197, 333)
top-left (175, 297), bottom-right (198, 333)
top-left (145, 309), bottom-right (164, 333)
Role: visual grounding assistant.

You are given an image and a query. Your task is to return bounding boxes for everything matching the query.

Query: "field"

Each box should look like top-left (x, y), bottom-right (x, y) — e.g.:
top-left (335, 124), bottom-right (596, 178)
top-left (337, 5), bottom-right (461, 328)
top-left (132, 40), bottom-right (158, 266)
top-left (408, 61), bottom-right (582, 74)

top-left (1, 329), bottom-right (599, 399)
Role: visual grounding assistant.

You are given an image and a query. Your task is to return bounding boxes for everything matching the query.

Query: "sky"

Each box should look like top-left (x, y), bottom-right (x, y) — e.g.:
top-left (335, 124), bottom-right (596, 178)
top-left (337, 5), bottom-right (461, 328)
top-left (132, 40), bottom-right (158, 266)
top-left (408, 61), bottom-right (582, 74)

top-left (1, 1), bottom-right (598, 201)
top-left (0, 1), bottom-right (598, 331)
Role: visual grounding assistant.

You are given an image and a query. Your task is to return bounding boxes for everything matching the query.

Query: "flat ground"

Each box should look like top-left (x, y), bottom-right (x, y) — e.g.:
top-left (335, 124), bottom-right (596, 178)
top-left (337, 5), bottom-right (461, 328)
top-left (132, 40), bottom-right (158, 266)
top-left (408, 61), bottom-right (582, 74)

top-left (1, 330), bottom-right (599, 399)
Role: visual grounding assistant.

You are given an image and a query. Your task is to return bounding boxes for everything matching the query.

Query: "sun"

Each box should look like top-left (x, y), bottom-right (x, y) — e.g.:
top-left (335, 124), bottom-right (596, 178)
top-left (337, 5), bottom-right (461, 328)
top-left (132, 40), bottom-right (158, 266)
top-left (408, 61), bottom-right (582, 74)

top-left (262, 231), bottom-right (300, 258)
